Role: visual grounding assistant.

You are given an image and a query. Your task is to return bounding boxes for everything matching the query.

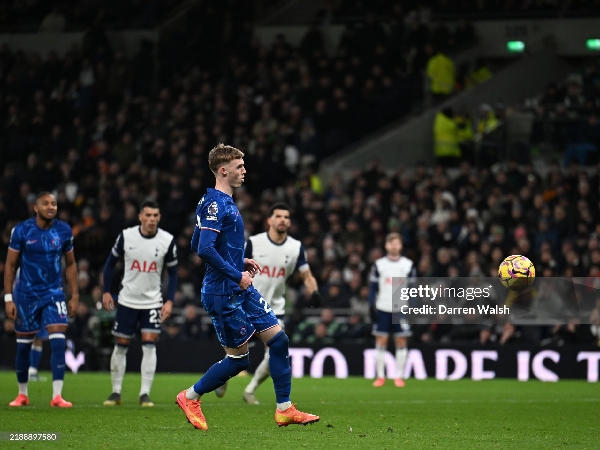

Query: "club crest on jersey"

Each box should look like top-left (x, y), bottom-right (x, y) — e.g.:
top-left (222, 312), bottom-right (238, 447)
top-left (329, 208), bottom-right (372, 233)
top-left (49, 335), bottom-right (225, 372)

top-left (131, 260), bottom-right (158, 272)
top-left (51, 238), bottom-right (61, 248)
top-left (260, 266), bottom-right (286, 278)
top-left (206, 202), bottom-right (218, 221)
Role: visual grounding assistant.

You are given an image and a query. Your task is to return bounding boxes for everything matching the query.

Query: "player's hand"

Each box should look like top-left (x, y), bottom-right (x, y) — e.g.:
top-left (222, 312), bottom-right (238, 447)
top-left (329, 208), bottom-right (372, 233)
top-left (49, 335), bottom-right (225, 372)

top-left (68, 296), bottom-right (79, 318)
top-left (244, 258), bottom-right (261, 277)
top-left (369, 306), bottom-right (377, 324)
top-left (5, 301), bottom-right (17, 320)
top-left (309, 291), bottom-right (322, 308)
top-left (103, 292), bottom-right (115, 312)
top-left (161, 300), bottom-right (173, 322)
top-left (239, 271), bottom-right (253, 290)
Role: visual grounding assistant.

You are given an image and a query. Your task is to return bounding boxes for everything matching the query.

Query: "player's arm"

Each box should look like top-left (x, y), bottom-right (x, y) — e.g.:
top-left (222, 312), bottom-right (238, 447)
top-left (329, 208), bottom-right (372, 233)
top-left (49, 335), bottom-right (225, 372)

top-left (407, 262), bottom-right (418, 307)
top-left (162, 238), bottom-right (178, 321)
top-left (64, 249), bottom-right (79, 318)
top-left (4, 226), bottom-right (22, 319)
top-left (296, 244), bottom-right (321, 307)
top-left (196, 202), bottom-right (251, 288)
top-left (3, 249), bottom-right (20, 319)
top-left (102, 233), bottom-right (124, 311)
top-left (368, 263), bottom-right (380, 322)
top-left (198, 229), bottom-right (246, 284)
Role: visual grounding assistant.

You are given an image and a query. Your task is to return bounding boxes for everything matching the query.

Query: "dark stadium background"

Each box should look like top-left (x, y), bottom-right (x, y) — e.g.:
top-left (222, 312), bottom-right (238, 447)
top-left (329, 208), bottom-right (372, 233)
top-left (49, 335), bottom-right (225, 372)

top-left (1, 0), bottom-right (600, 380)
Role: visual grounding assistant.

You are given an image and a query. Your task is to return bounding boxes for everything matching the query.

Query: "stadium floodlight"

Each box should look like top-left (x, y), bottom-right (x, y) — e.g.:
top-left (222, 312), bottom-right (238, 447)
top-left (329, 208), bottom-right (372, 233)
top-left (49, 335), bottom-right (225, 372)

top-left (586, 39), bottom-right (600, 51)
top-left (506, 41), bottom-right (525, 53)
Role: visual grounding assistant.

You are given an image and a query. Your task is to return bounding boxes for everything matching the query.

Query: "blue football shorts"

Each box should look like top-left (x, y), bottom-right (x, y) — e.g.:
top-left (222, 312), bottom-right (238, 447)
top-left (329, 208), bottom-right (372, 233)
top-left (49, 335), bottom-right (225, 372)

top-left (112, 303), bottom-right (162, 339)
top-left (202, 286), bottom-right (279, 348)
top-left (372, 309), bottom-right (412, 338)
top-left (14, 290), bottom-right (69, 334)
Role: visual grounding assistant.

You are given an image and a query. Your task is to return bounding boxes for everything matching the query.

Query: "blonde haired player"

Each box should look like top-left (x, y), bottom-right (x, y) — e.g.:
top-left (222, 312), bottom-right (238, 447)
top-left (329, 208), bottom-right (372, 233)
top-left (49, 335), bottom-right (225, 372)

top-left (369, 233), bottom-right (415, 387)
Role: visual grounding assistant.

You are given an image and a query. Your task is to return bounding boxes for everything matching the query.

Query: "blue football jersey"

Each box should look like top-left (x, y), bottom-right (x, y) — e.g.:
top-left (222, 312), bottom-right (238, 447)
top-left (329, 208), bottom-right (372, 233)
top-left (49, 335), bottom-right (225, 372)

top-left (192, 188), bottom-right (245, 295)
top-left (9, 217), bottom-right (74, 295)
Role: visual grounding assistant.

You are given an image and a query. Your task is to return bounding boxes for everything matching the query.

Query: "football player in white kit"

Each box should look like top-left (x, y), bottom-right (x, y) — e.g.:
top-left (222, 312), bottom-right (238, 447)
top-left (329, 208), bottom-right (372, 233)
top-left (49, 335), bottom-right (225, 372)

top-left (369, 232), bottom-right (415, 388)
top-left (217, 202), bottom-right (321, 405)
top-left (101, 200), bottom-right (178, 406)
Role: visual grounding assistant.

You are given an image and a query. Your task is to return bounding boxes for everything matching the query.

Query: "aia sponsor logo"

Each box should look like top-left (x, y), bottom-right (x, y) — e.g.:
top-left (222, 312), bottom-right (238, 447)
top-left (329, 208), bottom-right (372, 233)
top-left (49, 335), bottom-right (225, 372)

top-left (130, 260), bottom-right (158, 272)
top-left (259, 266), bottom-right (286, 278)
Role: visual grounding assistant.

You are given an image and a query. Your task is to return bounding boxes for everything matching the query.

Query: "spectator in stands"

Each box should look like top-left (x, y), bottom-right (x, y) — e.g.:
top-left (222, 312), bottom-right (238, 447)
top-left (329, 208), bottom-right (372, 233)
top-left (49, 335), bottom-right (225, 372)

top-left (426, 45), bottom-right (455, 102)
top-left (433, 107), bottom-right (461, 167)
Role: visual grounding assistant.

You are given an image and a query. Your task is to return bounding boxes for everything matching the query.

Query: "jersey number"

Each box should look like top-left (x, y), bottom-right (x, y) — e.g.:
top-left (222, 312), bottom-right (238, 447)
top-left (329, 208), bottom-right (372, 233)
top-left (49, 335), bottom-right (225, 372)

top-left (259, 297), bottom-right (272, 313)
top-left (149, 309), bottom-right (161, 324)
top-left (55, 301), bottom-right (68, 316)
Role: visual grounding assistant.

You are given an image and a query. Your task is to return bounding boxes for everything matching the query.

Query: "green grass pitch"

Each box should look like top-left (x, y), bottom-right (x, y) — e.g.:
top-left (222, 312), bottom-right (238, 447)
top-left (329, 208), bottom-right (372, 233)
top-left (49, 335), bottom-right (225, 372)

top-left (0, 371), bottom-right (598, 449)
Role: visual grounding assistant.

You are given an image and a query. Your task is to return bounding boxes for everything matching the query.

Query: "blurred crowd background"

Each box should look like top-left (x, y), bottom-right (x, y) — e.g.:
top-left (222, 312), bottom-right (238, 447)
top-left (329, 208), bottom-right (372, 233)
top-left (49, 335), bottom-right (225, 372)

top-left (1, 0), bottom-right (600, 355)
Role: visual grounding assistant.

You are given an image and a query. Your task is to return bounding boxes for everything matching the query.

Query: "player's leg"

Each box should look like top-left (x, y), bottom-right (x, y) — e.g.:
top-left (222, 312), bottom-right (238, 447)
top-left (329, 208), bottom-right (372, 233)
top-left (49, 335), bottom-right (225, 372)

top-left (373, 310), bottom-right (391, 386)
top-left (29, 329), bottom-right (49, 381)
top-left (104, 303), bottom-right (137, 406)
top-left (11, 332), bottom-right (35, 406)
top-left (10, 291), bottom-right (39, 406)
top-left (139, 306), bottom-right (162, 406)
top-left (46, 323), bottom-right (71, 407)
top-left (247, 289), bottom-right (319, 426)
top-left (177, 293), bottom-right (253, 430)
top-left (393, 318), bottom-right (412, 388)
top-left (244, 315), bottom-right (282, 404)
top-left (43, 294), bottom-right (72, 407)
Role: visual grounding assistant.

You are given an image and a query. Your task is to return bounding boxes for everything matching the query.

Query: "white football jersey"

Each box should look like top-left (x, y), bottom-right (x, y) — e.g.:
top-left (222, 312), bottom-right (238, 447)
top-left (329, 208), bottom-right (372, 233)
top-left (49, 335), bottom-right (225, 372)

top-left (370, 256), bottom-right (415, 312)
top-left (246, 232), bottom-right (308, 315)
top-left (111, 226), bottom-right (177, 309)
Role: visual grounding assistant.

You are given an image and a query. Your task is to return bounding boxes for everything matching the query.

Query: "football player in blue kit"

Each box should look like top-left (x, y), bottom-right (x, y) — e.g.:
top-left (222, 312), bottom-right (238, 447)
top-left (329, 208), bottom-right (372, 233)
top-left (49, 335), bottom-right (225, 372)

top-left (176, 143), bottom-right (319, 430)
top-left (4, 192), bottom-right (79, 407)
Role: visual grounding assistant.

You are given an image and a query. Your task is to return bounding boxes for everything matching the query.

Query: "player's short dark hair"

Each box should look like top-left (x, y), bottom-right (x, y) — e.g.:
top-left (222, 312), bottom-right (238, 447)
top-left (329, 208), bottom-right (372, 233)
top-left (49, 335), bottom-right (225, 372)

top-left (140, 200), bottom-right (160, 212)
top-left (269, 202), bottom-right (291, 217)
top-left (208, 143), bottom-right (244, 174)
top-left (36, 191), bottom-right (55, 202)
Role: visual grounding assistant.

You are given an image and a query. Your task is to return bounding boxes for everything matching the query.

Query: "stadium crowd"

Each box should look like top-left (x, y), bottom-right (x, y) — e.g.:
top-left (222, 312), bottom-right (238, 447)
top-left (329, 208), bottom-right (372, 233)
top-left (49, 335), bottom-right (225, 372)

top-left (1, 1), bottom-right (600, 351)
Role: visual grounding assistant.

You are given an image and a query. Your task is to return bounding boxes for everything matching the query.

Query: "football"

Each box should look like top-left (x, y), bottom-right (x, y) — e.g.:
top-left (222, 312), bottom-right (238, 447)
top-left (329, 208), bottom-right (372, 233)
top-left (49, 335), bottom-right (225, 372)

top-left (498, 255), bottom-right (535, 290)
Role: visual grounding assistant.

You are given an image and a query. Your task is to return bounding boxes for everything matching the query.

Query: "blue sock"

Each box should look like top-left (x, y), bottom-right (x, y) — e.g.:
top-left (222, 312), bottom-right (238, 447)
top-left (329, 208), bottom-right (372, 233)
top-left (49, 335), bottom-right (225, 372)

top-left (30, 344), bottom-right (43, 371)
top-left (16, 338), bottom-right (34, 383)
top-left (49, 333), bottom-right (66, 381)
top-left (267, 331), bottom-right (291, 403)
top-left (193, 353), bottom-right (249, 396)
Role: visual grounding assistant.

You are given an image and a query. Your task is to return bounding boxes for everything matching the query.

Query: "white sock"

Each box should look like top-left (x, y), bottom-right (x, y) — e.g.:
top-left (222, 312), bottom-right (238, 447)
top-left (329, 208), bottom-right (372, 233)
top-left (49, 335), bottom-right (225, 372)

top-left (18, 382), bottom-right (28, 396)
top-left (53, 380), bottom-right (64, 398)
top-left (375, 345), bottom-right (386, 379)
top-left (245, 349), bottom-right (270, 394)
top-left (140, 344), bottom-right (157, 396)
top-left (29, 367), bottom-right (38, 376)
top-left (186, 386), bottom-right (200, 400)
top-left (110, 345), bottom-right (128, 394)
top-left (396, 347), bottom-right (408, 379)
top-left (277, 401), bottom-right (292, 411)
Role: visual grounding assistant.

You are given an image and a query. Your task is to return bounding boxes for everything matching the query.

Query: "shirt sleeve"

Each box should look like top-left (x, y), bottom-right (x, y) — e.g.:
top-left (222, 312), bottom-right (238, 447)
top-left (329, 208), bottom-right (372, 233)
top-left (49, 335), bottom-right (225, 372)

top-left (63, 225), bottom-right (74, 253)
top-left (111, 233), bottom-right (125, 258)
top-left (8, 225), bottom-right (22, 252)
top-left (244, 238), bottom-right (253, 259)
top-left (165, 238), bottom-right (178, 268)
top-left (369, 262), bottom-right (379, 283)
top-left (296, 244), bottom-right (309, 272)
